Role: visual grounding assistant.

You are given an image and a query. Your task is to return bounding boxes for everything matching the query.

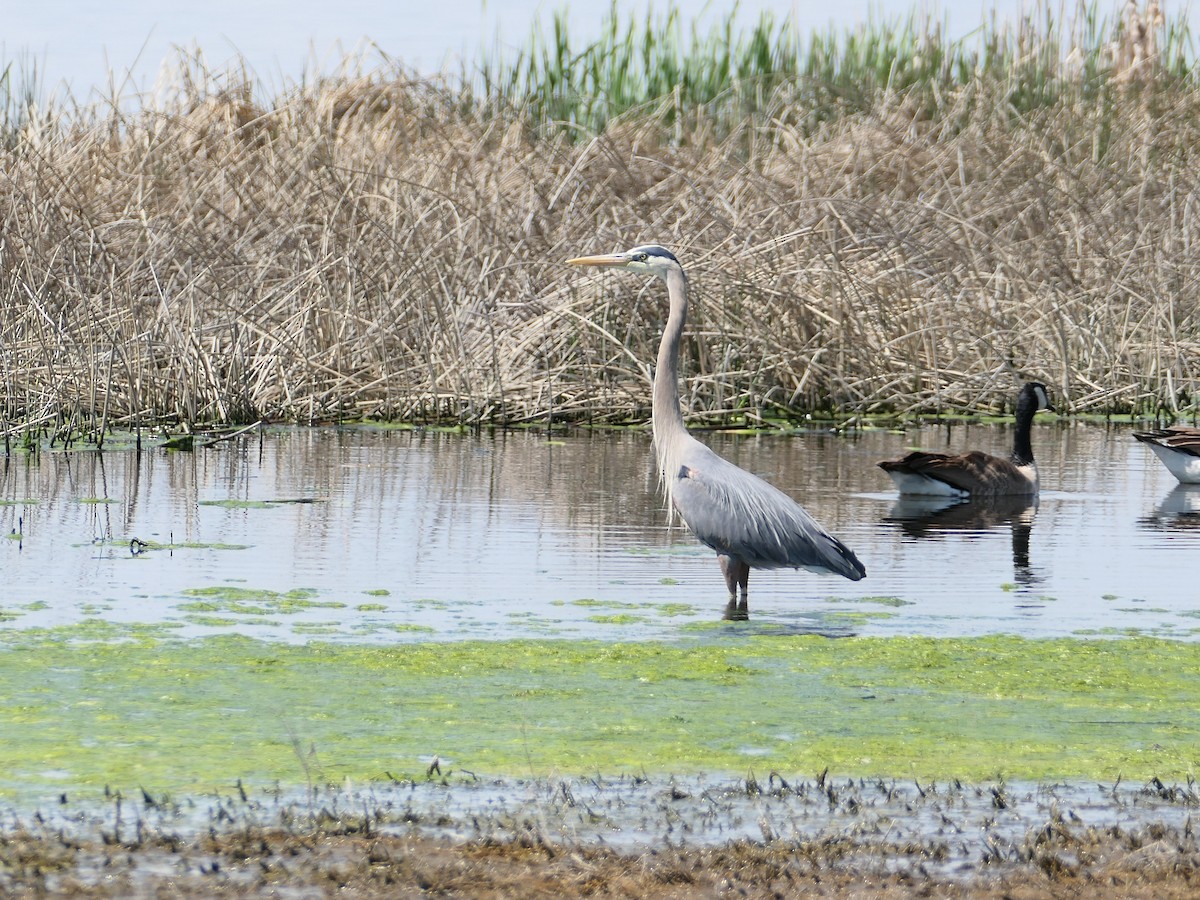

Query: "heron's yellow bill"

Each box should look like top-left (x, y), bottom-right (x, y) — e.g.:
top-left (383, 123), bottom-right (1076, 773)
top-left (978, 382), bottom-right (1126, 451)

top-left (566, 253), bottom-right (627, 267)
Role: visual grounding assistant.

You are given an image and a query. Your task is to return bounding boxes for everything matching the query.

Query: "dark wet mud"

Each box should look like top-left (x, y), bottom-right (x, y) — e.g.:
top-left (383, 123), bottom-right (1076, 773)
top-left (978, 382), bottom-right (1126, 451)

top-left (4, 774), bottom-right (1198, 897)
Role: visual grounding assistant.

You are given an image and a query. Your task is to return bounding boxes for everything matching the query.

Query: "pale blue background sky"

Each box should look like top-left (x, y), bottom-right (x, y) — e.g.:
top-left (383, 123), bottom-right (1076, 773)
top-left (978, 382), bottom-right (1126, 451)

top-left (3, 0), bottom-right (1176, 98)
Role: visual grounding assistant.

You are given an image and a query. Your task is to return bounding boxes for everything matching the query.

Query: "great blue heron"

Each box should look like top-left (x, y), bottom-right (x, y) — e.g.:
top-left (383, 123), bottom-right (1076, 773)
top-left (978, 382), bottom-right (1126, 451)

top-left (877, 382), bottom-right (1055, 497)
top-left (567, 244), bottom-right (866, 607)
top-left (1133, 426), bottom-right (1200, 484)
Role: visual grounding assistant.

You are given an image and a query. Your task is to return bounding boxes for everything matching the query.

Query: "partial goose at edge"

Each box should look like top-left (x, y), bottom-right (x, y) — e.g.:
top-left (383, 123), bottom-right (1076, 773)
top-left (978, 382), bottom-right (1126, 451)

top-left (1133, 425), bottom-right (1200, 484)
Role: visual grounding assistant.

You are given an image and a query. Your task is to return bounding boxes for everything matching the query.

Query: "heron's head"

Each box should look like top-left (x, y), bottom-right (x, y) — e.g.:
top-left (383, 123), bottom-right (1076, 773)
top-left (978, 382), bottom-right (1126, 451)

top-left (567, 244), bottom-right (682, 280)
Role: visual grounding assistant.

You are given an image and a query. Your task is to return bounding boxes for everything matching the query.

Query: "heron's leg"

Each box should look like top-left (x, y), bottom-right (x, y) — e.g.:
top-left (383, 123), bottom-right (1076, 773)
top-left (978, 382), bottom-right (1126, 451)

top-left (723, 597), bottom-right (749, 621)
top-left (718, 554), bottom-right (750, 598)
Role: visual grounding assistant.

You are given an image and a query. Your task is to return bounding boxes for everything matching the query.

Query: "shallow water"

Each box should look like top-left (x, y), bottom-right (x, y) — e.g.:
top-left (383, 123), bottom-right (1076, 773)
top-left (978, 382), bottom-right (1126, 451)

top-left (0, 421), bottom-right (1195, 642)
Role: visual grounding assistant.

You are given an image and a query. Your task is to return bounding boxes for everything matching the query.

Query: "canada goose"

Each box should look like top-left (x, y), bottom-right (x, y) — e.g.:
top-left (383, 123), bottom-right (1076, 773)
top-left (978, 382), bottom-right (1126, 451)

top-left (1133, 425), bottom-right (1200, 484)
top-left (878, 382), bottom-right (1055, 497)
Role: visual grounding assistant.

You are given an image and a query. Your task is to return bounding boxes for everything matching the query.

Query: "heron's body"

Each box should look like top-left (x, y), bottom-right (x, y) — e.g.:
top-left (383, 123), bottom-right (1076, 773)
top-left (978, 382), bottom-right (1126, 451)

top-left (665, 432), bottom-right (865, 576)
top-left (1134, 426), bottom-right (1200, 484)
top-left (568, 244), bottom-right (865, 600)
top-left (878, 383), bottom-right (1054, 498)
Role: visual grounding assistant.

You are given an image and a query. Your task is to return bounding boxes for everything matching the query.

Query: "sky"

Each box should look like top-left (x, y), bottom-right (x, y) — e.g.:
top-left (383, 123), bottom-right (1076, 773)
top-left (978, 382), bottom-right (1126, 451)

top-left (2, 0), bottom-right (1174, 100)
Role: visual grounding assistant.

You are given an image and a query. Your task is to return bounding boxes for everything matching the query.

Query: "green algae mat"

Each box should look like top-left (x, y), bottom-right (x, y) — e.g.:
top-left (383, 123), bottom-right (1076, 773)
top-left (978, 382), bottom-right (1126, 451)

top-left (1, 626), bottom-right (1198, 799)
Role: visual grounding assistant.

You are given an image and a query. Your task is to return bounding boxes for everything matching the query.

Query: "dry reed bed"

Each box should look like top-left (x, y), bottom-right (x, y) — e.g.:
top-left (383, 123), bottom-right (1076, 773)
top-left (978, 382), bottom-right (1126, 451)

top-left (1, 61), bottom-right (1198, 430)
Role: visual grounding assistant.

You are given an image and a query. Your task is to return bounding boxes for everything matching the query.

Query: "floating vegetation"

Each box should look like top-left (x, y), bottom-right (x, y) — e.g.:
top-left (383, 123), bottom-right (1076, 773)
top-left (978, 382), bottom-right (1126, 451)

top-left (199, 499), bottom-right (325, 509)
top-left (1117, 607), bottom-right (1172, 614)
top-left (291, 622), bottom-right (342, 635)
top-left (570, 599), bottom-right (645, 609)
top-left (413, 599), bottom-right (454, 610)
top-left (182, 614), bottom-right (247, 628)
top-left (0, 628), bottom-right (1197, 795)
top-left (822, 610), bottom-right (899, 625)
top-left (566, 599), bottom-right (698, 618)
top-left (829, 596), bottom-right (914, 607)
top-left (1074, 626), bottom-right (1158, 637)
top-left (653, 603), bottom-right (697, 617)
top-left (586, 614), bottom-right (650, 625)
top-left (86, 538), bottom-right (252, 552)
top-left (178, 586), bottom-right (346, 617)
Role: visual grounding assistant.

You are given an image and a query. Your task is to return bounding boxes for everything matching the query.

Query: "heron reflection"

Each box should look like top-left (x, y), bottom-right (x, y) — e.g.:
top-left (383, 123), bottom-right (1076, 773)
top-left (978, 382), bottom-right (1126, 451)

top-left (883, 494), bottom-right (1043, 591)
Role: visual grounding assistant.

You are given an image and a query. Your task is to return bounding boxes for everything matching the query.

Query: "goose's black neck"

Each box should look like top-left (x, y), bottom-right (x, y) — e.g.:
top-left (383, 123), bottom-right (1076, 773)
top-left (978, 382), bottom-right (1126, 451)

top-left (1010, 388), bottom-right (1039, 466)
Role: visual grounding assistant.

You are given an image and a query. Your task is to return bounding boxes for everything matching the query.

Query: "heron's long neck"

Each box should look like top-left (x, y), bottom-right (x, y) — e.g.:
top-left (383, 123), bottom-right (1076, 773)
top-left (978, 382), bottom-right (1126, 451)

top-left (652, 268), bottom-right (689, 470)
top-left (1011, 393), bottom-right (1037, 466)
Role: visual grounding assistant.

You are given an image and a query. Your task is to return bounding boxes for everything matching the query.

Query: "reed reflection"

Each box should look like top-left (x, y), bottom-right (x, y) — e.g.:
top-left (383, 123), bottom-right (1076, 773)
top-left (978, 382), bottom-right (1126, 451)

top-left (882, 494), bottom-right (1043, 591)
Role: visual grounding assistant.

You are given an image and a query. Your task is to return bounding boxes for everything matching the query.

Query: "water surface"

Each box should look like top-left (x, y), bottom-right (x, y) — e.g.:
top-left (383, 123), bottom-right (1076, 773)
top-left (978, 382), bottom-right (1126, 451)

top-left (1, 421), bottom-right (1193, 642)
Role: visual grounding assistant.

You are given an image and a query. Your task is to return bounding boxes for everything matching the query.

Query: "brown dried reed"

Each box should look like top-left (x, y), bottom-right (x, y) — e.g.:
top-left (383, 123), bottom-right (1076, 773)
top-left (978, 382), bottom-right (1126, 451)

top-left (1, 46), bottom-right (1197, 433)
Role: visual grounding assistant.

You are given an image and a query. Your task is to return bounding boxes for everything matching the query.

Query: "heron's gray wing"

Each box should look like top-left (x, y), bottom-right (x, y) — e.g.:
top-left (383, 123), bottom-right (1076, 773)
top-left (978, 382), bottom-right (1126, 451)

top-left (669, 456), bottom-right (865, 580)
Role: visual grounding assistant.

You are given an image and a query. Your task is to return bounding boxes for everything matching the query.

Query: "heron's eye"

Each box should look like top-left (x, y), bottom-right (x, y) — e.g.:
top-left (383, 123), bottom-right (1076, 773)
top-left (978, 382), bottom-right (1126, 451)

top-left (634, 252), bottom-right (648, 262)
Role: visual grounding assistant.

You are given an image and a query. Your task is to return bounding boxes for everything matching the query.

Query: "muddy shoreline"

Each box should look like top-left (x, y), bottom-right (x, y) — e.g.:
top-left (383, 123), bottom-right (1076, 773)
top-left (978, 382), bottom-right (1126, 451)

top-left (4, 774), bottom-right (1198, 896)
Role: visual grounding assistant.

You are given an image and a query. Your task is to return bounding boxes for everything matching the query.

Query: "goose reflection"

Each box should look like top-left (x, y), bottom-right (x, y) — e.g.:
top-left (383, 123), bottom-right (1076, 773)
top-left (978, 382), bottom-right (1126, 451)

top-left (1139, 485), bottom-right (1200, 533)
top-left (883, 494), bottom-right (1043, 590)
